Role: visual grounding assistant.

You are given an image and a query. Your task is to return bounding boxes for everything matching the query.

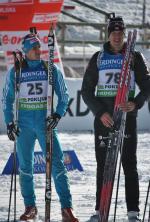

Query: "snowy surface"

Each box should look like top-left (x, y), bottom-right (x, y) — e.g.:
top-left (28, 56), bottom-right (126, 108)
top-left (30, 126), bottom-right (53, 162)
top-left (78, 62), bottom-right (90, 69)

top-left (0, 132), bottom-right (149, 222)
top-left (61, 0), bottom-right (150, 44)
top-left (63, 0), bottom-right (150, 24)
top-left (58, 0), bottom-right (150, 77)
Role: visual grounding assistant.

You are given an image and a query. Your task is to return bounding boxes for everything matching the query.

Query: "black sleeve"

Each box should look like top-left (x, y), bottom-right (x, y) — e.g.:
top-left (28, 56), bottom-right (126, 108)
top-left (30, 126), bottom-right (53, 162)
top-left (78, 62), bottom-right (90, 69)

top-left (81, 51), bottom-right (106, 117)
top-left (133, 51), bottom-right (150, 109)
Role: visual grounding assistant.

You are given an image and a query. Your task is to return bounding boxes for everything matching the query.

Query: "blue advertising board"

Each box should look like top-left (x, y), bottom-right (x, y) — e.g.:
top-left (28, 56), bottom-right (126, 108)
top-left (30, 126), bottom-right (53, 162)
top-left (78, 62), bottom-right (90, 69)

top-left (2, 150), bottom-right (83, 175)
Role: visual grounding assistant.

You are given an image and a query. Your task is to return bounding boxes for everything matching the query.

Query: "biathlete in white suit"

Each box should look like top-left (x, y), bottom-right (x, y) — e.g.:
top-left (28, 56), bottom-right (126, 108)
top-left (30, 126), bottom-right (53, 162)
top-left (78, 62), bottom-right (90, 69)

top-left (2, 33), bottom-right (79, 222)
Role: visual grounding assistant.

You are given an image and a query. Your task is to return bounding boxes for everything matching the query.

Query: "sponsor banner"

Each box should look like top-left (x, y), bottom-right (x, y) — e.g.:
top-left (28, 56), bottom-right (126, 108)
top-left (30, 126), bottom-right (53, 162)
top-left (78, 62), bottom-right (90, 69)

top-left (0, 1), bottom-right (34, 4)
top-left (0, 30), bottom-right (60, 67)
top-left (0, 0), bottom-right (64, 30)
top-left (2, 150), bottom-right (83, 175)
top-left (0, 0), bottom-right (64, 69)
top-left (32, 12), bottom-right (60, 24)
top-left (0, 0), bottom-right (62, 4)
top-left (0, 30), bottom-right (55, 51)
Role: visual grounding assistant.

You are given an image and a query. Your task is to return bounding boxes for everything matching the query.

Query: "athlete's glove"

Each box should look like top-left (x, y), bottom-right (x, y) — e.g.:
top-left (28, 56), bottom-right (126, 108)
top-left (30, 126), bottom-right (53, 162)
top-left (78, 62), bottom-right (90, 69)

top-left (7, 122), bottom-right (20, 141)
top-left (46, 113), bottom-right (61, 130)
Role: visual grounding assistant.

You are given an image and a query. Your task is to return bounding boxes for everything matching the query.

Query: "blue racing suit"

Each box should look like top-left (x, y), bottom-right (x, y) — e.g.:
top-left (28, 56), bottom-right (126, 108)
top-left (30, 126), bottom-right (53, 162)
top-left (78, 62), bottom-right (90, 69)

top-left (2, 59), bottom-right (72, 209)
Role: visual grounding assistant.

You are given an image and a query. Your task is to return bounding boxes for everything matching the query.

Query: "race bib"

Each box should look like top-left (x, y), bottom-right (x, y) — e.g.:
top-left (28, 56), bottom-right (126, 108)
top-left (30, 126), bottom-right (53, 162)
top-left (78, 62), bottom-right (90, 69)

top-left (18, 70), bottom-right (48, 110)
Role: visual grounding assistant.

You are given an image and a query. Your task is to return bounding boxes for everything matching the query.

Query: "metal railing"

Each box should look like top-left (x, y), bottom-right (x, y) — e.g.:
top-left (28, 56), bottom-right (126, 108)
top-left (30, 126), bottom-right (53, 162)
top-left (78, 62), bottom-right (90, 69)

top-left (57, 21), bottom-right (150, 55)
top-left (58, 0), bottom-right (150, 55)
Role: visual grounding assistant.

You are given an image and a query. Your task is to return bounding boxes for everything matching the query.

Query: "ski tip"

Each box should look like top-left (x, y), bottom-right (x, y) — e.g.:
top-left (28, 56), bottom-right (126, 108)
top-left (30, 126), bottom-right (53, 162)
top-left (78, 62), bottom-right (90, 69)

top-left (29, 26), bottom-right (37, 35)
top-left (48, 23), bottom-right (55, 47)
top-left (49, 23), bottom-right (54, 35)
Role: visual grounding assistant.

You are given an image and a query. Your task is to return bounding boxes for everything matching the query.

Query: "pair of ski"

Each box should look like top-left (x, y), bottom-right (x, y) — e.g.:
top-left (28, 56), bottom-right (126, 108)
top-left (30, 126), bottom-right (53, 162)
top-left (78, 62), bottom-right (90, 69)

top-left (98, 29), bottom-right (137, 222)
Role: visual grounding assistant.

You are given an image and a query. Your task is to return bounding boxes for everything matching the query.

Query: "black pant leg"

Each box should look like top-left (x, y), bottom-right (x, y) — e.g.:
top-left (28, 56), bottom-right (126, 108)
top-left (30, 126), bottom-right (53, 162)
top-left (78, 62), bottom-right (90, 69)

top-left (122, 115), bottom-right (140, 212)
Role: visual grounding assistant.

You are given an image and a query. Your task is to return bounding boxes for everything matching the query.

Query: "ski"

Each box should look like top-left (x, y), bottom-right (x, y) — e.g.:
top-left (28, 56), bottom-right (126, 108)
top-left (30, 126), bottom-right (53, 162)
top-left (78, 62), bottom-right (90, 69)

top-left (7, 50), bottom-right (23, 222)
top-left (45, 24), bottom-right (55, 222)
top-left (99, 30), bottom-right (137, 222)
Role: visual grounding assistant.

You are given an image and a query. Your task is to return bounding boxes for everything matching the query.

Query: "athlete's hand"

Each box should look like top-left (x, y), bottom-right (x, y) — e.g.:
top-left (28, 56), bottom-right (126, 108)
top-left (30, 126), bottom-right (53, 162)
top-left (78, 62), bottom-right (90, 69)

top-left (46, 113), bottom-right (61, 130)
top-left (100, 112), bottom-right (114, 128)
top-left (7, 122), bottom-right (20, 141)
top-left (119, 101), bottom-right (136, 112)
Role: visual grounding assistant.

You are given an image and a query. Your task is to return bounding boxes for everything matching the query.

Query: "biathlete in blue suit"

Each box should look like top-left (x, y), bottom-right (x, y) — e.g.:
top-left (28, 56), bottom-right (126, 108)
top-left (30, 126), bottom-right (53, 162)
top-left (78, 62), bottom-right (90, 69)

top-left (2, 33), bottom-right (79, 222)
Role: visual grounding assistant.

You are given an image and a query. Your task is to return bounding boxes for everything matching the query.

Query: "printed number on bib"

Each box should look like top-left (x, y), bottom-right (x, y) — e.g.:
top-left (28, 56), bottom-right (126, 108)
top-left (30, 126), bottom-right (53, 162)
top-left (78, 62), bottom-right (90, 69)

top-left (105, 72), bottom-right (120, 84)
top-left (27, 83), bottom-right (43, 95)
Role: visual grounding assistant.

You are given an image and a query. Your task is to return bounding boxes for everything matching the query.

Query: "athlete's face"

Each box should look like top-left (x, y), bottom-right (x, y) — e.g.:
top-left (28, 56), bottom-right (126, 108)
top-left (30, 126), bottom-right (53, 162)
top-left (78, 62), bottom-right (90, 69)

top-left (109, 31), bottom-right (124, 53)
top-left (26, 45), bottom-right (41, 60)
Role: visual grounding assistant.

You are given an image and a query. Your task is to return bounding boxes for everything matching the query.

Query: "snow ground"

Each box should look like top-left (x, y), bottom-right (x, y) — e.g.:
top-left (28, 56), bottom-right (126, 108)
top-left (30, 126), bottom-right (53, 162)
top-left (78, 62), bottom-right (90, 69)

top-left (0, 131), bottom-right (149, 222)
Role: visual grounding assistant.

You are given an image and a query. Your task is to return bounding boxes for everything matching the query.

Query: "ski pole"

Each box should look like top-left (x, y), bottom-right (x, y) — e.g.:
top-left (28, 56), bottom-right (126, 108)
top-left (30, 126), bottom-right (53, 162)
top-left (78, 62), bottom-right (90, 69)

top-left (7, 152), bottom-right (17, 222)
top-left (14, 50), bottom-right (20, 222)
top-left (7, 161), bottom-right (14, 222)
top-left (148, 204), bottom-right (150, 222)
top-left (11, 51), bottom-right (21, 222)
top-left (143, 180), bottom-right (150, 222)
top-left (13, 149), bottom-right (17, 222)
top-left (7, 52), bottom-right (19, 222)
top-left (113, 143), bottom-right (122, 222)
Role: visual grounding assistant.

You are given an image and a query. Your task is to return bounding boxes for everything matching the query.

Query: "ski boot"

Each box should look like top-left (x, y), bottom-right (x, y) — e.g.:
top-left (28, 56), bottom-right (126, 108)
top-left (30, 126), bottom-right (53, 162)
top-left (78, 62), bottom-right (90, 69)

top-left (89, 211), bottom-right (99, 222)
top-left (20, 206), bottom-right (38, 221)
top-left (61, 208), bottom-right (79, 222)
top-left (128, 211), bottom-right (141, 222)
